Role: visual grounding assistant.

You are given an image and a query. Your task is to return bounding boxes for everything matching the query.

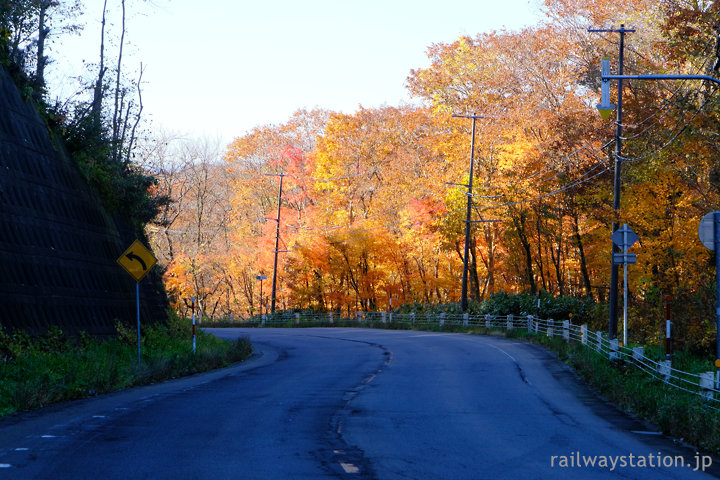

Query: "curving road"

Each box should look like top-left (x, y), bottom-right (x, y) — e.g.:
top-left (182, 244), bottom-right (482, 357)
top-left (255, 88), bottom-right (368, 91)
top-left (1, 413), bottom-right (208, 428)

top-left (0, 327), bottom-right (717, 479)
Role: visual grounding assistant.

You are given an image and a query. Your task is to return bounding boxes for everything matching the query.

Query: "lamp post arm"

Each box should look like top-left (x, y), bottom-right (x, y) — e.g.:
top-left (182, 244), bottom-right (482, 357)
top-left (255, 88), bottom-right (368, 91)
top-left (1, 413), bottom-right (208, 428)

top-left (604, 74), bottom-right (720, 85)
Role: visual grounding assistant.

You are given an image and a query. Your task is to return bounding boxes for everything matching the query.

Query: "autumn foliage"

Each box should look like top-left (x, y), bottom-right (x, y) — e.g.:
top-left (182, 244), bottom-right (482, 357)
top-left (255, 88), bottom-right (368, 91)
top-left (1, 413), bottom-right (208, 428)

top-left (147, 2), bottom-right (720, 352)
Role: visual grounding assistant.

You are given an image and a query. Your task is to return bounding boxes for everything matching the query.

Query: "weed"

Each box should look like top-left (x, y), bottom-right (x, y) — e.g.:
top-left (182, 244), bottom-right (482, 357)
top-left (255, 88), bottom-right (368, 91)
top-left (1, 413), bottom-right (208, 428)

top-left (0, 320), bottom-right (252, 416)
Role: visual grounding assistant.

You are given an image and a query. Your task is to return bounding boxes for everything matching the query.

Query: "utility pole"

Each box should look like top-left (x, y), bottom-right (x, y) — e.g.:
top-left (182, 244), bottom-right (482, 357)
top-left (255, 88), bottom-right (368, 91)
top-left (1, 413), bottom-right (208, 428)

top-left (266, 172), bottom-right (286, 314)
top-left (588, 24), bottom-right (634, 340)
top-left (598, 67), bottom-right (720, 367)
top-left (452, 114), bottom-right (483, 311)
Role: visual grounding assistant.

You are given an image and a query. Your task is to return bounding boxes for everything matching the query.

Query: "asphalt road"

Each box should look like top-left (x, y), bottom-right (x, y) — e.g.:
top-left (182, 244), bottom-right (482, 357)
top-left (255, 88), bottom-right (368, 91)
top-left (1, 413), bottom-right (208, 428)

top-left (0, 327), bottom-right (717, 479)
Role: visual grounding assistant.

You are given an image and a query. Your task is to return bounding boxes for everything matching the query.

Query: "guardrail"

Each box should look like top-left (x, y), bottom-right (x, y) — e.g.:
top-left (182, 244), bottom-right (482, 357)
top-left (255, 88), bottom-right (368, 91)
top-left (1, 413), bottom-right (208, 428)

top-left (244, 311), bottom-right (720, 406)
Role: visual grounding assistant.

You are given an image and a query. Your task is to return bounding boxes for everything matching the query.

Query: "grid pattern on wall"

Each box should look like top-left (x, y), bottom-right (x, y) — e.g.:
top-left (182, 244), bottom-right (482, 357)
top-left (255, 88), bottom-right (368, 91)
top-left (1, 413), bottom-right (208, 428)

top-left (0, 67), bottom-right (166, 336)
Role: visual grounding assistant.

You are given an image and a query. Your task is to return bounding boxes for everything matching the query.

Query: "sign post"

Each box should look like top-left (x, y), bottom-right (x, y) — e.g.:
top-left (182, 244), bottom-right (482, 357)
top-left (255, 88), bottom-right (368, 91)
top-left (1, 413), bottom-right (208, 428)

top-left (117, 240), bottom-right (157, 363)
top-left (664, 295), bottom-right (673, 360)
top-left (136, 283), bottom-right (140, 362)
top-left (699, 212), bottom-right (720, 381)
top-left (191, 297), bottom-right (196, 354)
top-left (256, 275), bottom-right (267, 315)
top-left (611, 224), bottom-right (639, 346)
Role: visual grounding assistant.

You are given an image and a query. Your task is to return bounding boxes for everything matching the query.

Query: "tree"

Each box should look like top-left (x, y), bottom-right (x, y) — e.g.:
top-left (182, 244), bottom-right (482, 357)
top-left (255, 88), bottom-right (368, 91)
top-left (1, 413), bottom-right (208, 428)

top-left (142, 135), bottom-right (233, 319)
top-left (0, 0), bottom-right (82, 94)
top-left (312, 106), bottom-right (458, 311)
top-left (137, 0), bottom-right (720, 354)
top-left (220, 110), bottom-right (330, 316)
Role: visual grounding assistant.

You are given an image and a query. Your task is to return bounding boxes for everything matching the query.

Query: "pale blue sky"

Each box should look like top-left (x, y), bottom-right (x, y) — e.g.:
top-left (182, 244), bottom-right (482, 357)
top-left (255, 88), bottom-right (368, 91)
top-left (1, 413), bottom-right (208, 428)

top-left (51, 0), bottom-right (545, 146)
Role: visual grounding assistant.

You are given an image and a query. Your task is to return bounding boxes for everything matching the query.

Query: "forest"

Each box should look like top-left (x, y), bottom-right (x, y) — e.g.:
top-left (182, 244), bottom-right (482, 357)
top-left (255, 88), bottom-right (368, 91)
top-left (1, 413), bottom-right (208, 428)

top-left (4, 1), bottom-right (720, 352)
top-left (147, 1), bottom-right (720, 350)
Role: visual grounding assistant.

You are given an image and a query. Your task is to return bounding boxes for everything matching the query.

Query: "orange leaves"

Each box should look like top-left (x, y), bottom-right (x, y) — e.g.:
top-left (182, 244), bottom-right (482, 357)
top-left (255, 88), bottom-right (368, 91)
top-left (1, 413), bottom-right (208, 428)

top-left (543, 0), bottom-right (656, 27)
top-left (148, 3), bottom-right (720, 325)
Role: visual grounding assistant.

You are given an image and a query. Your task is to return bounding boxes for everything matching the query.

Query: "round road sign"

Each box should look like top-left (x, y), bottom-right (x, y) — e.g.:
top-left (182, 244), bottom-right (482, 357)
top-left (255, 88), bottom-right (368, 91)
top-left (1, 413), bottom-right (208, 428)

top-left (698, 212), bottom-right (720, 251)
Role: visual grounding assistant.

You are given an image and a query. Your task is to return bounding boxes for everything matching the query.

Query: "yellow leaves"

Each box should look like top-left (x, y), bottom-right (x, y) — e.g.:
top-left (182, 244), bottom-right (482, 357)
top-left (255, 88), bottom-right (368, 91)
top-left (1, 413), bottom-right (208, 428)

top-left (150, 3), bottom-right (719, 319)
top-left (618, 167), bottom-right (711, 293)
top-left (497, 137), bottom-right (536, 171)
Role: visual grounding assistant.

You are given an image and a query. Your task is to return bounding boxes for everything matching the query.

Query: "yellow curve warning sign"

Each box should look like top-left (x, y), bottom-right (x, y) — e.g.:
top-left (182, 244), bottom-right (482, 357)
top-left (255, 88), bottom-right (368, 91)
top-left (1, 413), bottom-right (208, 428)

top-left (117, 239), bottom-right (157, 282)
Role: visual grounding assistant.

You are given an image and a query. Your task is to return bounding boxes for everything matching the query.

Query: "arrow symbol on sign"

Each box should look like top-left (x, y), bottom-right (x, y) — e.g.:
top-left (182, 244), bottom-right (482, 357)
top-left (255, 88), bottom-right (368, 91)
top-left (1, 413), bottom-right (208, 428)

top-left (125, 252), bottom-right (147, 271)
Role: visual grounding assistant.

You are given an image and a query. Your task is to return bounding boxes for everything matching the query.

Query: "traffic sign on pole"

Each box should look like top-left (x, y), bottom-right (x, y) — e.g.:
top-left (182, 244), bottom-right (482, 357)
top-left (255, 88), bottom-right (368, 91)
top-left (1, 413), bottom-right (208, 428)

top-left (610, 224), bottom-right (638, 346)
top-left (611, 224), bottom-right (638, 252)
top-left (117, 240), bottom-right (157, 363)
top-left (613, 253), bottom-right (636, 265)
top-left (117, 239), bottom-right (157, 282)
top-left (699, 212), bottom-right (720, 251)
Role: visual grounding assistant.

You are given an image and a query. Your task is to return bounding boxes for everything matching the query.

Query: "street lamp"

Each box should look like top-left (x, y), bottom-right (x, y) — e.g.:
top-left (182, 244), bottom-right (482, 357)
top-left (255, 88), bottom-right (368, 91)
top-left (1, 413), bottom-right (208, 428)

top-left (590, 25), bottom-right (634, 341)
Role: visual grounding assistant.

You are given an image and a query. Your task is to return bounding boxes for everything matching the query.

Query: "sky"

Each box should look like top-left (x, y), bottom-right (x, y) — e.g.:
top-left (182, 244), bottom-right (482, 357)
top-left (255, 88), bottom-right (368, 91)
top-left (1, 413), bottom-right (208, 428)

top-left (50, 0), bottom-right (546, 147)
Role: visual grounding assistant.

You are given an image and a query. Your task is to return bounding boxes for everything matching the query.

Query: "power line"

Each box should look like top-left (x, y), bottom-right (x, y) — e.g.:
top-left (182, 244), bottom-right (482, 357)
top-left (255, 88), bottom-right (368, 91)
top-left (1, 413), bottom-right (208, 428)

top-left (448, 146), bottom-right (608, 203)
top-left (477, 164), bottom-right (612, 210)
top-left (620, 83), bottom-right (720, 163)
top-left (617, 62), bottom-right (714, 143)
top-left (260, 127), bottom-right (617, 249)
top-left (455, 124), bottom-right (614, 193)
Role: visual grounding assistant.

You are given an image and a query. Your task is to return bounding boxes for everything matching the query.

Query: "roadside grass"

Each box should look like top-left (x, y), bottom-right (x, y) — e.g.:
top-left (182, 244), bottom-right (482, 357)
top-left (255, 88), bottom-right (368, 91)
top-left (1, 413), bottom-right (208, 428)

top-left (504, 329), bottom-right (720, 455)
top-left (0, 316), bottom-right (252, 417)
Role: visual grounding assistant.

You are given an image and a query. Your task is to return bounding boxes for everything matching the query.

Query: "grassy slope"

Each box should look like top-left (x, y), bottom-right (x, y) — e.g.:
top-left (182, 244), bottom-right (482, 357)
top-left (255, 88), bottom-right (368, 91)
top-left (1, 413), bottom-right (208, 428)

top-left (0, 318), bottom-right (252, 416)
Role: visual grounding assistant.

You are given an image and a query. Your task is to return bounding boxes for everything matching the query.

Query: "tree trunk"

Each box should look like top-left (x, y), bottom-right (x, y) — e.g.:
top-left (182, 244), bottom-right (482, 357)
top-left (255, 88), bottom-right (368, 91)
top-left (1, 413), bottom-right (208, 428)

top-left (469, 236), bottom-right (481, 301)
top-left (34, 1), bottom-right (51, 95)
top-left (550, 215), bottom-right (564, 296)
top-left (476, 223), bottom-right (496, 299)
top-left (572, 212), bottom-right (593, 298)
top-left (512, 210), bottom-right (537, 294)
top-left (112, 0), bottom-right (127, 163)
top-left (485, 224), bottom-right (496, 296)
top-left (91, 0), bottom-right (108, 127)
top-left (535, 214), bottom-right (548, 293)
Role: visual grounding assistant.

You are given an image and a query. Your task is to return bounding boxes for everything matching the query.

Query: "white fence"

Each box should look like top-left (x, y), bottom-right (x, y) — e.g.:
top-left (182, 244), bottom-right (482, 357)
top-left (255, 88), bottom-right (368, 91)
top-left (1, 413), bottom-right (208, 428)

top-left (249, 311), bottom-right (720, 406)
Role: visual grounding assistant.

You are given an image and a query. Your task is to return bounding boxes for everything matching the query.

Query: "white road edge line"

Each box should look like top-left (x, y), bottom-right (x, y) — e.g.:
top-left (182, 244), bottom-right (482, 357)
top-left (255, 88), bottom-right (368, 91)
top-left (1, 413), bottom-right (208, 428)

top-left (480, 340), bottom-right (519, 363)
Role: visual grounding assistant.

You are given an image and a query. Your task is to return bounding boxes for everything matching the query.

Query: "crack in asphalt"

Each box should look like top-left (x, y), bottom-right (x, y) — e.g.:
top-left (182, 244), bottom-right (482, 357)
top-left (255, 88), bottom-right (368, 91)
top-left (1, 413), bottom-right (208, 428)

top-left (300, 333), bottom-right (393, 479)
